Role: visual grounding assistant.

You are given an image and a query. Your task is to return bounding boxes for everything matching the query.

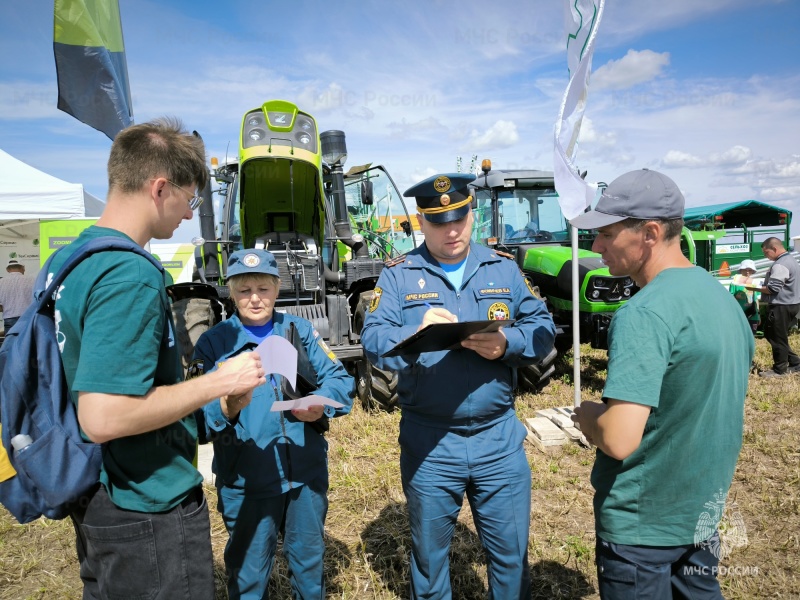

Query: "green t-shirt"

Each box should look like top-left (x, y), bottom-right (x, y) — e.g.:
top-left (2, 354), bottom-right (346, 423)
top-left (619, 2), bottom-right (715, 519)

top-left (50, 226), bottom-right (200, 512)
top-left (593, 267), bottom-right (754, 546)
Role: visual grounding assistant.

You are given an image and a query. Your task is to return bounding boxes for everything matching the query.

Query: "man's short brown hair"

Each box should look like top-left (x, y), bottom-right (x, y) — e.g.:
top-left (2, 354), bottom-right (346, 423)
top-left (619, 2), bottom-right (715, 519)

top-left (107, 117), bottom-right (208, 194)
top-left (620, 217), bottom-right (684, 241)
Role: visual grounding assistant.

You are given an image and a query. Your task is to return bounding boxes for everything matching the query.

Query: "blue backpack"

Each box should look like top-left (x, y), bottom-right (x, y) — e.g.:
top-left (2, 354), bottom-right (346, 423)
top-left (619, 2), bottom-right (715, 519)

top-left (0, 237), bottom-right (164, 523)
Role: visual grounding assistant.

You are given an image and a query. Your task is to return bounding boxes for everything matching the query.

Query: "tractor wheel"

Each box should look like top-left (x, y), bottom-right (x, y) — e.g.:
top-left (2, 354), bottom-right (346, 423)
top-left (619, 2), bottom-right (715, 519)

top-left (171, 298), bottom-right (217, 371)
top-left (516, 347), bottom-right (558, 393)
top-left (356, 359), bottom-right (400, 412)
top-left (353, 290), bottom-right (400, 412)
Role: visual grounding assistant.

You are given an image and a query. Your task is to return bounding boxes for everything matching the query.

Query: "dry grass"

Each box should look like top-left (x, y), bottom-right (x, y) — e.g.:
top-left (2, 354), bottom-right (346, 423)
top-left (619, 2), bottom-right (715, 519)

top-left (2, 336), bottom-right (799, 598)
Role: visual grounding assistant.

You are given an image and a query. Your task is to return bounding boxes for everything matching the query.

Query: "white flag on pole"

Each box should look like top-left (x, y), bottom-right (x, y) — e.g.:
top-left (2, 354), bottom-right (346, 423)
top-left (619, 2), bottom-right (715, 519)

top-left (554, 0), bottom-right (605, 220)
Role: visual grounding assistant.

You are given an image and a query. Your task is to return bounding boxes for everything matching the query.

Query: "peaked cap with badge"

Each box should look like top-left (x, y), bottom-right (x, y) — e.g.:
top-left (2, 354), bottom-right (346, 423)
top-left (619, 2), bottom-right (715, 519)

top-left (404, 173), bottom-right (476, 223)
top-left (225, 248), bottom-right (281, 280)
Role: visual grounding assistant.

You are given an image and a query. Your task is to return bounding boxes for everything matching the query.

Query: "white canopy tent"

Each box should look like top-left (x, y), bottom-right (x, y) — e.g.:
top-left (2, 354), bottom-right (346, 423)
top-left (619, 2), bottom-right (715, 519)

top-left (0, 149), bottom-right (105, 276)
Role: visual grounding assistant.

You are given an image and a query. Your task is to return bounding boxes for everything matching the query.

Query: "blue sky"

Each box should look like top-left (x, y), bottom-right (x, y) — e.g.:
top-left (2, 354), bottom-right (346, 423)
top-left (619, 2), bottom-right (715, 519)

top-left (2, 0), bottom-right (799, 242)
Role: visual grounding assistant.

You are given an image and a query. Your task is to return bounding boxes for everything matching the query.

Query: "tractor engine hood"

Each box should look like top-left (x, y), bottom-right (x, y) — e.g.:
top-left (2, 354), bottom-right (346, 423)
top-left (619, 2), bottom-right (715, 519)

top-left (239, 156), bottom-right (324, 250)
top-left (521, 245), bottom-right (635, 304)
top-left (522, 245), bottom-right (604, 278)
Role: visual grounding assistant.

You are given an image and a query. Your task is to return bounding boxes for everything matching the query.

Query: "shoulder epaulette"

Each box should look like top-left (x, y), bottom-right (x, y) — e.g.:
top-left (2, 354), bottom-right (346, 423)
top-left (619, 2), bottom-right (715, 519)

top-left (495, 250), bottom-right (515, 261)
top-left (384, 255), bottom-right (407, 268)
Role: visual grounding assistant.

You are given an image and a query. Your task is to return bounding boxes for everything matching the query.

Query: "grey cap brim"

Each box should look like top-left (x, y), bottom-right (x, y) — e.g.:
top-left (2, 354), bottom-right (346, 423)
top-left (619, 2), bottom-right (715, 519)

top-left (569, 209), bottom-right (628, 230)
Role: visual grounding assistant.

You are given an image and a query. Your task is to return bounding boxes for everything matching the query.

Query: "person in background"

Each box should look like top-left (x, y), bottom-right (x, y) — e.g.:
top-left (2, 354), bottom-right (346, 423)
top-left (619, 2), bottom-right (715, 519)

top-left (569, 169), bottom-right (753, 599)
top-left (193, 248), bottom-right (354, 600)
top-left (749, 237), bottom-right (800, 377)
top-left (362, 173), bottom-right (556, 599)
top-left (0, 260), bottom-right (35, 341)
top-left (729, 259), bottom-right (760, 334)
top-left (52, 118), bottom-right (266, 600)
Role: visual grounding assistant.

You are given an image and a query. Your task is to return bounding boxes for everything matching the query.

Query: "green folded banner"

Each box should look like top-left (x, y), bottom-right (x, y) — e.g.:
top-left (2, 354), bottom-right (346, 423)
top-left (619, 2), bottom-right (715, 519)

top-left (53, 0), bottom-right (133, 140)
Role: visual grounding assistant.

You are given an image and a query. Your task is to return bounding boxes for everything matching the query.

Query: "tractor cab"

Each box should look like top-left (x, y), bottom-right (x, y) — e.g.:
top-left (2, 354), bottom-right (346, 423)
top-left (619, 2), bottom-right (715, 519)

top-left (470, 163), bottom-right (634, 350)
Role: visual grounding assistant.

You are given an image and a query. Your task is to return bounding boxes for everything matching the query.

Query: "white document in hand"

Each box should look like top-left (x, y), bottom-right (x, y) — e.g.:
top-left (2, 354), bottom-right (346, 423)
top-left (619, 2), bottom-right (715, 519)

top-left (270, 395), bottom-right (344, 412)
top-left (254, 335), bottom-right (297, 389)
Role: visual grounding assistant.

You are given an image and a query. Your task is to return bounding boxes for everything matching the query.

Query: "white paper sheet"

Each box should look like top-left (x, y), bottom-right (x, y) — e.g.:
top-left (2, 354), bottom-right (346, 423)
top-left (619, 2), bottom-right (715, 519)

top-left (254, 335), bottom-right (297, 389)
top-left (270, 394), bottom-right (344, 412)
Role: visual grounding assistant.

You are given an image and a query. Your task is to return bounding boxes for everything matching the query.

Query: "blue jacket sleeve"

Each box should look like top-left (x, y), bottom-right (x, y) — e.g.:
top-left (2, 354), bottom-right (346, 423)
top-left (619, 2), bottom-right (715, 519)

top-left (361, 266), bottom-right (421, 372)
top-left (298, 320), bottom-right (354, 419)
top-left (193, 331), bottom-right (241, 441)
top-left (500, 268), bottom-right (556, 368)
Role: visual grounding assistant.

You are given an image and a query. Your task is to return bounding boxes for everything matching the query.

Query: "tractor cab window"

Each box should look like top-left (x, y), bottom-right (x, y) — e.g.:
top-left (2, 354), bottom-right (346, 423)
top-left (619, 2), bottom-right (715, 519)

top-left (343, 166), bottom-right (416, 257)
top-left (226, 177), bottom-right (243, 251)
top-left (497, 189), bottom-right (568, 243)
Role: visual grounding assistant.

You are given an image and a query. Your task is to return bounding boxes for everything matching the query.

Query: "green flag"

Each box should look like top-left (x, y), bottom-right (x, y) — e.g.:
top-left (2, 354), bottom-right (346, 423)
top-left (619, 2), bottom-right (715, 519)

top-left (53, 0), bottom-right (133, 140)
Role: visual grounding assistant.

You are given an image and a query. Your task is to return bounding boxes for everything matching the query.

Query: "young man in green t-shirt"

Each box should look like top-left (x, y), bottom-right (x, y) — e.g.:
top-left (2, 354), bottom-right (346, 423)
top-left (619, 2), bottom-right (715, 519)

top-left (53, 119), bottom-right (266, 600)
top-left (570, 170), bottom-right (754, 599)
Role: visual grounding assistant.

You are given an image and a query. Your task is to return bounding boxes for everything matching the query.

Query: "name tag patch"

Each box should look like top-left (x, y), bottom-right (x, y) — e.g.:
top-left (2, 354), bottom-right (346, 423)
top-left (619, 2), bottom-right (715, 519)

top-left (479, 287), bottom-right (511, 295)
top-left (404, 292), bottom-right (440, 302)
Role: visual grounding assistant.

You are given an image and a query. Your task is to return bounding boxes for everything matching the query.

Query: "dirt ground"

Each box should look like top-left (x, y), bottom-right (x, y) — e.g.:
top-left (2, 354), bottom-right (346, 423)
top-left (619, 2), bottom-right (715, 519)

top-left (1, 337), bottom-right (798, 599)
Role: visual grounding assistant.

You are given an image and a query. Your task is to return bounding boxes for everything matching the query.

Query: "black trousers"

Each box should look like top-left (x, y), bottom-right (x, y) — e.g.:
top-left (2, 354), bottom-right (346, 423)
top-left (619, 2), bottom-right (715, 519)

top-left (70, 485), bottom-right (215, 600)
top-left (764, 303), bottom-right (800, 373)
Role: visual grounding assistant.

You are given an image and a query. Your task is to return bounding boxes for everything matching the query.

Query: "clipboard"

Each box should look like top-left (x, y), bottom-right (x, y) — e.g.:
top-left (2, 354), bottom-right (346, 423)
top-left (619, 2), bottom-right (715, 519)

top-left (382, 319), bottom-right (515, 357)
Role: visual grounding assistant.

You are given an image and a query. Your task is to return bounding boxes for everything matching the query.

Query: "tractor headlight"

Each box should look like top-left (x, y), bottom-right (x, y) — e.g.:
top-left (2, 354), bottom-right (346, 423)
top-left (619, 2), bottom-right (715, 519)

top-left (249, 128), bottom-right (265, 142)
top-left (591, 290), bottom-right (600, 299)
top-left (247, 115), bottom-right (262, 127)
top-left (296, 132), bottom-right (311, 146)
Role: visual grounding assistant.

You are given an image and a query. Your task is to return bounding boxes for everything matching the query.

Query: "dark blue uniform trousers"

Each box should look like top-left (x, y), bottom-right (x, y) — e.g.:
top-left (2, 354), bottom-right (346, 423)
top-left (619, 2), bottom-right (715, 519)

top-left (401, 440), bottom-right (532, 599)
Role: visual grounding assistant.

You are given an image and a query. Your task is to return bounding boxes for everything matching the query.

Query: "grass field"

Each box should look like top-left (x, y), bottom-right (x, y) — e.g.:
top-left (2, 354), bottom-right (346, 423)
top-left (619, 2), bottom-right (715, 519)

top-left (1, 336), bottom-right (798, 599)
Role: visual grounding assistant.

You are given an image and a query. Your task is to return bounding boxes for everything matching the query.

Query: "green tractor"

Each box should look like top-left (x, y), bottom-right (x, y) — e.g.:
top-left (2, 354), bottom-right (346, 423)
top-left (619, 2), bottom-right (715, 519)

top-left (469, 163), bottom-right (636, 367)
top-left (174, 100), bottom-right (414, 410)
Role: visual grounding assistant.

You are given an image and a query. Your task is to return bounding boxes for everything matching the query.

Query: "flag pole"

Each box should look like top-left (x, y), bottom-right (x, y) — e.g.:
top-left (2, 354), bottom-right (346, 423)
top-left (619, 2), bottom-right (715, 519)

top-left (553, 0), bottom-right (605, 408)
top-left (571, 225), bottom-right (581, 407)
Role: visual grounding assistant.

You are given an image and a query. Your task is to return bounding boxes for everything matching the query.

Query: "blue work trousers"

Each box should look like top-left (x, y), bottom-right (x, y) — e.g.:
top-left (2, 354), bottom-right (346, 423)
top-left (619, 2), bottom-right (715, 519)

top-left (401, 443), bottom-right (532, 600)
top-left (596, 532), bottom-right (724, 599)
top-left (217, 476), bottom-right (328, 600)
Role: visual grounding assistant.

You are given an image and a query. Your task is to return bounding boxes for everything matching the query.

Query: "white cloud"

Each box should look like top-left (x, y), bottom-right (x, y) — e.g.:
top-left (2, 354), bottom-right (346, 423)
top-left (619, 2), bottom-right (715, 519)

top-left (387, 117), bottom-right (448, 140)
top-left (708, 145), bottom-right (752, 166)
top-left (465, 120), bottom-right (519, 151)
top-left (662, 150), bottom-right (705, 168)
top-left (759, 186), bottom-right (800, 202)
top-left (593, 50), bottom-right (671, 91)
top-left (578, 117), bottom-right (617, 147)
top-left (663, 146), bottom-right (752, 169)
top-left (772, 160), bottom-right (800, 178)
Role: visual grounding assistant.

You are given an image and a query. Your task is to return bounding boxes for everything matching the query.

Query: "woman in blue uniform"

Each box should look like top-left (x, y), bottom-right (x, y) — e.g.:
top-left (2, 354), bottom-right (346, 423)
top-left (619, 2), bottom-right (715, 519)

top-left (192, 249), bottom-right (354, 599)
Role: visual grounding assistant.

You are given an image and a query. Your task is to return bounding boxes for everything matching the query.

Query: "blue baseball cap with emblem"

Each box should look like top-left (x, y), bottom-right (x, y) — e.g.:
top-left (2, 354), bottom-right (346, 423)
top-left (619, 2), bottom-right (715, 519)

top-left (404, 173), bottom-right (476, 223)
top-left (225, 248), bottom-right (280, 280)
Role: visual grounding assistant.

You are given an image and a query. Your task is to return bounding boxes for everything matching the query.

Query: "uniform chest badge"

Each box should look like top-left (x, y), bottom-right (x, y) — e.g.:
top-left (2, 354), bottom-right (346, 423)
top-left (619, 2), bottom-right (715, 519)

top-left (418, 278), bottom-right (425, 289)
top-left (487, 302), bottom-right (510, 321)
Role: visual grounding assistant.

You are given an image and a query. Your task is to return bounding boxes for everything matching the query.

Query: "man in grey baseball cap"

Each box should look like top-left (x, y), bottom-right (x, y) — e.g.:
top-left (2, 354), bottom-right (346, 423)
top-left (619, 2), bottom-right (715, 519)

top-left (569, 169), bottom-right (754, 599)
top-left (570, 168), bottom-right (685, 230)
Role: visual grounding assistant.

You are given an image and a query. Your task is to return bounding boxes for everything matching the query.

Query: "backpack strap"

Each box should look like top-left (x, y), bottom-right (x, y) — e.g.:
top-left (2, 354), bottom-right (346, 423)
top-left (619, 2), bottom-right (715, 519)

top-left (35, 237), bottom-right (164, 309)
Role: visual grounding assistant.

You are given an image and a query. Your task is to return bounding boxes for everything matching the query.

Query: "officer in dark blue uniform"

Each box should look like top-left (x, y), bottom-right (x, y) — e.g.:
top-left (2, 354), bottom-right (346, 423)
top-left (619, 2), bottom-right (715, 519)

top-left (192, 249), bottom-right (354, 599)
top-left (362, 173), bottom-right (556, 599)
